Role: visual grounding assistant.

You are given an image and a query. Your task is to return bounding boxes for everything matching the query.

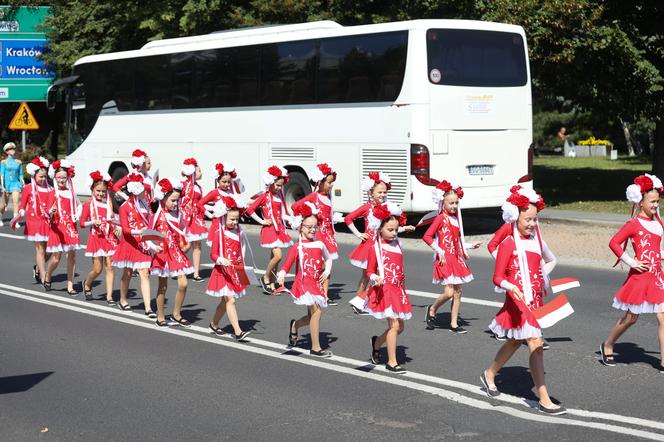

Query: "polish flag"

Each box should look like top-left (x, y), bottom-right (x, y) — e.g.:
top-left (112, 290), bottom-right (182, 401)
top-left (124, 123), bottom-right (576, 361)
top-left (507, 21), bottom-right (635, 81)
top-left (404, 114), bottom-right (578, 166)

top-left (533, 294), bottom-right (574, 328)
top-left (272, 286), bottom-right (291, 296)
top-left (550, 278), bottom-right (580, 294)
top-left (417, 210), bottom-right (438, 227)
top-left (234, 264), bottom-right (259, 286)
top-left (10, 214), bottom-right (22, 230)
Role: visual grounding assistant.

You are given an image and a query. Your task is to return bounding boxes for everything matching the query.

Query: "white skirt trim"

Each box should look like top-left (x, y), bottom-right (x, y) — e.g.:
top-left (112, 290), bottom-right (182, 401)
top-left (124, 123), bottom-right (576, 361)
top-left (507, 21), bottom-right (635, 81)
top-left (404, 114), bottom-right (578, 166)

top-left (261, 239), bottom-right (293, 249)
top-left (112, 260), bottom-right (151, 270)
top-left (46, 244), bottom-right (82, 253)
top-left (432, 274), bottom-right (474, 285)
top-left (185, 233), bottom-right (207, 242)
top-left (489, 319), bottom-right (542, 340)
top-left (25, 234), bottom-right (49, 242)
top-left (86, 250), bottom-right (116, 257)
top-left (151, 265), bottom-right (194, 278)
top-left (364, 305), bottom-right (412, 320)
top-left (206, 286), bottom-right (246, 299)
top-left (350, 259), bottom-right (368, 269)
top-left (292, 292), bottom-right (328, 308)
top-left (612, 297), bottom-right (664, 314)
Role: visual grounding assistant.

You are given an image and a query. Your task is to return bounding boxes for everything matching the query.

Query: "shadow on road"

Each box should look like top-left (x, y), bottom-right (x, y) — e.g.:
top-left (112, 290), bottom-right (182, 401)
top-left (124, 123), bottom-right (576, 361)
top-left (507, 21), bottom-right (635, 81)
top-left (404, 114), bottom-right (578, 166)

top-left (0, 371), bottom-right (54, 395)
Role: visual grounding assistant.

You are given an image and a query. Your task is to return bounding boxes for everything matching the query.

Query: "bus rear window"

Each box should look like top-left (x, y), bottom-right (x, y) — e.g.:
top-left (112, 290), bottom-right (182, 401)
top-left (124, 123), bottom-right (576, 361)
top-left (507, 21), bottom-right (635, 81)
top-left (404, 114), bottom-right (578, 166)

top-left (426, 29), bottom-right (527, 87)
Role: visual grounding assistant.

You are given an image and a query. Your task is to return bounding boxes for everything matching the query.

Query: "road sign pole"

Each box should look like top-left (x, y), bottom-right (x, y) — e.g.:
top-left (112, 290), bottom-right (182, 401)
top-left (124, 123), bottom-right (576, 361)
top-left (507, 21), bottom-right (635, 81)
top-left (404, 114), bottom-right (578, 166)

top-left (21, 130), bottom-right (26, 152)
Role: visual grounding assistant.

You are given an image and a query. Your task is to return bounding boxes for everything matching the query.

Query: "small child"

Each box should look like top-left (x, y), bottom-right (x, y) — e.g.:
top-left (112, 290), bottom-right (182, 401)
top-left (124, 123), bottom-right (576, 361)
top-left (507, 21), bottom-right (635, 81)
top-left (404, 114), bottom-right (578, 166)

top-left (198, 162), bottom-right (245, 247)
top-left (423, 180), bottom-right (480, 333)
top-left (277, 202), bottom-right (332, 358)
top-left (206, 195), bottom-right (251, 341)
top-left (180, 158), bottom-right (208, 282)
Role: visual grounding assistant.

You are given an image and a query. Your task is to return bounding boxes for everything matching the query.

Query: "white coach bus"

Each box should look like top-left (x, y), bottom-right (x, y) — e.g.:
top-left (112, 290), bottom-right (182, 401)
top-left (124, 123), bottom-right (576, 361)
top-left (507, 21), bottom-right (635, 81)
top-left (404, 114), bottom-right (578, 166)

top-left (50, 19), bottom-right (533, 212)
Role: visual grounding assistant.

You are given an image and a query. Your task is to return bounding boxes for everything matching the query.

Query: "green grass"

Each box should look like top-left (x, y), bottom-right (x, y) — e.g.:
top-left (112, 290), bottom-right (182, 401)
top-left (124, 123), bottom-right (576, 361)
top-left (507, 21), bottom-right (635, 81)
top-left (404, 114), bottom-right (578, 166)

top-left (533, 155), bottom-right (651, 213)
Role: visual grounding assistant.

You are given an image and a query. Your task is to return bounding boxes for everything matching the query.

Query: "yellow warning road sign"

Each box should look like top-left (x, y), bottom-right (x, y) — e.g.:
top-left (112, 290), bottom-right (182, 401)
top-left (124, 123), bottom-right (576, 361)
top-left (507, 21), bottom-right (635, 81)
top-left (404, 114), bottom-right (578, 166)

top-left (9, 102), bottom-right (40, 130)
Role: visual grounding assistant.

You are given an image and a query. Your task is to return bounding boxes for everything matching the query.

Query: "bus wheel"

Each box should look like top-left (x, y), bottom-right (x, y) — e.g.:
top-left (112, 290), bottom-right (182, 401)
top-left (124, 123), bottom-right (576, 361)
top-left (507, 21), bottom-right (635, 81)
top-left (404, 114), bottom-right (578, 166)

top-left (283, 171), bottom-right (310, 210)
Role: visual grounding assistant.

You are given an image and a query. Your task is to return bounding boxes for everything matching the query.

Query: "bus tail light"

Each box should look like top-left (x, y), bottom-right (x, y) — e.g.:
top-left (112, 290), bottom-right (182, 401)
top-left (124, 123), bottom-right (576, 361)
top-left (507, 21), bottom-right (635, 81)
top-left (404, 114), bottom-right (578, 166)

top-left (518, 143), bottom-right (534, 183)
top-left (410, 144), bottom-right (439, 186)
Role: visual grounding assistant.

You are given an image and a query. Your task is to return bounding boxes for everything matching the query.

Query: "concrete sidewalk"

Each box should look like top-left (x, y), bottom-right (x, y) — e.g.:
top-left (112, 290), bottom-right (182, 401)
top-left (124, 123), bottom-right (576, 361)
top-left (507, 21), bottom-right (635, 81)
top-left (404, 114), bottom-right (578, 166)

top-left (538, 208), bottom-right (628, 227)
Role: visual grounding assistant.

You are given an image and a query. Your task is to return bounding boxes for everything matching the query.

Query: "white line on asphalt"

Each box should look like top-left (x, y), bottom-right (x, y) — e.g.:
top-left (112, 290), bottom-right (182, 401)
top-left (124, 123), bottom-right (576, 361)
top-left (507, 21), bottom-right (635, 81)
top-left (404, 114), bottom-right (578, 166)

top-left (0, 231), bottom-right (26, 240)
top-left (0, 282), bottom-right (663, 439)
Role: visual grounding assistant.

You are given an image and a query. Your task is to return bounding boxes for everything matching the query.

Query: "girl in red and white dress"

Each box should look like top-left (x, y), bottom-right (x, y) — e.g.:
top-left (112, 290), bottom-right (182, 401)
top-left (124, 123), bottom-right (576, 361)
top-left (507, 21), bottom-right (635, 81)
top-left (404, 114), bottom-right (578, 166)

top-left (206, 195), bottom-right (252, 341)
top-left (291, 163), bottom-right (345, 303)
top-left (481, 186), bottom-right (565, 415)
top-left (346, 172), bottom-right (415, 314)
top-left (151, 178), bottom-right (194, 327)
top-left (423, 180), bottom-right (480, 334)
top-left (180, 158), bottom-right (207, 282)
top-left (277, 202), bottom-right (333, 358)
top-left (80, 171), bottom-right (120, 304)
top-left (112, 149), bottom-right (154, 202)
top-left (198, 162), bottom-right (246, 247)
top-left (365, 203), bottom-right (412, 374)
top-left (15, 156), bottom-right (54, 286)
top-left (601, 174), bottom-right (664, 372)
top-left (246, 165), bottom-right (293, 294)
top-left (44, 160), bottom-right (82, 294)
top-left (112, 173), bottom-right (157, 317)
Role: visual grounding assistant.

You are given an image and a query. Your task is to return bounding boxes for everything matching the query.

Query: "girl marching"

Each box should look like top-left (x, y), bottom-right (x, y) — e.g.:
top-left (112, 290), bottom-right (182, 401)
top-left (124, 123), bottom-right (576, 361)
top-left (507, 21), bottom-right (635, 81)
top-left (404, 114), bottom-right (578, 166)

top-left (277, 202), bottom-right (333, 358)
top-left (601, 174), bottom-right (664, 372)
top-left (206, 194), bottom-right (252, 340)
top-left (80, 171), bottom-right (120, 303)
top-left (423, 180), bottom-right (480, 334)
top-left (198, 162), bottom-right (245, 247)
top-left (44, 160), bottom-right (82, 294)
top-left (180, 158), bottom-right (207, 282)
top-left (112, 149), bottom-right (154, 202)
top-left (112, 172), bottom-right (157, 317)
top-left (246, 165), bottom-right (293, 294)
top-left (346, 172), bottom-right (414, 314)
top-left (480, 186), bottom-right (565, 415)
top-left (291, 163), bottom-right (344, 303)
top-left (151, 178), bottom-right (194, 327)
top-left (365, 203), bottom-right (412, 374)
top-left (15, 156), bottom-right (54, 286)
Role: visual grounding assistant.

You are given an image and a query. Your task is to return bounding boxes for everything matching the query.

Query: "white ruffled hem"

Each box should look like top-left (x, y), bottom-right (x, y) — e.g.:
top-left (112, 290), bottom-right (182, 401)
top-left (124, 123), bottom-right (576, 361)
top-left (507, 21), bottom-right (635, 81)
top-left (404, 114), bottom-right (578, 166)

top-left (86, 250), bottom-right (116, 257)
top-left (206, 286), bottom-right (246, 299)
top-left (151, 266), bottom-right (194, 278)
top-left (612, 298), bottom-right (664, 314)
top-left (261, 239), bottom-right (293, 249)
top-left (112, 260), bottom-right (151, 270)
top-left (350, 259), bottom-right (368, 269)
top-left (185, 233), bottom-right (207, 242)
top-left (292, 292), bottom-right (328, 308)
top-left (364, 305), bottom-right (412, 320)
top-left (489, 319), bottom-right (542, 340)
top-left (432, 274), bottom-right (474, 285)
top-left (25, 234), bottom-right (49, 242)
top-left (46, 244), bottom-right (82, 253)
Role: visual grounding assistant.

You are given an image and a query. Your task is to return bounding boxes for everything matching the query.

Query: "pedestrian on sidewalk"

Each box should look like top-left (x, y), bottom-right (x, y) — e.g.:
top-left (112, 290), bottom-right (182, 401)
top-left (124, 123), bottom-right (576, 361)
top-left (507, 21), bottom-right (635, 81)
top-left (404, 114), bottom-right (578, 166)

top-left (423, 180), bottom-right (480, 334)
top-left (481, 186), bottom-right (565, 415)
top-left (601, 174), bottom-right (664, 373)
top-left (0, 142), bottom-right (24, 226)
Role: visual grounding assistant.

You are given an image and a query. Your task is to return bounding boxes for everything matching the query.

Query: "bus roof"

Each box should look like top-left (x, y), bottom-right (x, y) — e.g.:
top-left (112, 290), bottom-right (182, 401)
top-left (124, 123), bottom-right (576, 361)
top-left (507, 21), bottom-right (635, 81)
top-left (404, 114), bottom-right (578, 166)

top-left (74, 19), bottom-right (526, 66)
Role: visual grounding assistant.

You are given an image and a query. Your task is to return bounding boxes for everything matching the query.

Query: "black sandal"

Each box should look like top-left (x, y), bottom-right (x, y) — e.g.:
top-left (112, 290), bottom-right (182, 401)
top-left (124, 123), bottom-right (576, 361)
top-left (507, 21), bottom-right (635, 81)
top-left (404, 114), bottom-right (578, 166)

top-left (118, 303), bottom-right (131, 311)
top-left (83, 282), bottom-right (93, 300)
top-left (209, 323), bottom-right (226, 336)
top-left (106, 299), bottom-right (117, 306)
top-left (385, 364), bottom-right (407, 374)
top-left (262, 278), bottom-right (275, 295)
top-left (171, 315), bottom-right (190, 327)
top-left (191, 275), bottom-right (204, 282)
top-left (155, 319), bottom-right (168, 327)
top-left (43, 280), bottom-right (52, 292)
top-left (425, 304), bottom-right (436, 329)
top-left (600, 342), bottom-right (616, 367)
top-left (370, 335), bottom-right (380, 365)
top-left (287, 319), bottom-right (298, 347)
top-left (68, 288), bottom-right (79, 297)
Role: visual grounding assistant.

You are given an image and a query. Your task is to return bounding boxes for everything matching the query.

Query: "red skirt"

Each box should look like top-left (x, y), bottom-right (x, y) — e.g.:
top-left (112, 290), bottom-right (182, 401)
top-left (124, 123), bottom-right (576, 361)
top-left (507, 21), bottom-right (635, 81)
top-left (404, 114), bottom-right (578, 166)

top-left (24, 217), bottom-right (49, 242)
top-left (47, 221), bottom-right (81, 253)
top-left (317, 223), bottom-right (339, 260)
top-left (206, 218), bottom-right (220, 246)
top-left (206, 265), bottom-right (247, 298)
top-left (86, 231), bottom-right (119, 257)
top-left (151, 247), bottom-right (194, 278)
top-left (432, 253), bottom-right (473, 285)
top-left (364, 283), bottom-right (412, 320)
top-left (259, 225), bottom-right (293, 248)
top-left (489, 291), bottom-right (542, 339)
top-left (349, 237), bottom-right (375, 269)
top-left (185, 213), bottom-right (208, 242)
top-left (612, 269), bottom-right (664, 314)
top-left (112, 240), bottom-right (152, 270)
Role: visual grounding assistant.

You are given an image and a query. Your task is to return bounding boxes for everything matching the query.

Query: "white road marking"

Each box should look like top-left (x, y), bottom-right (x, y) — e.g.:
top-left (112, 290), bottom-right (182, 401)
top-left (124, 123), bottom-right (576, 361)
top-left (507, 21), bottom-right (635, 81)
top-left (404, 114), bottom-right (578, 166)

top-left (0, 282), bottom-right (663, 440)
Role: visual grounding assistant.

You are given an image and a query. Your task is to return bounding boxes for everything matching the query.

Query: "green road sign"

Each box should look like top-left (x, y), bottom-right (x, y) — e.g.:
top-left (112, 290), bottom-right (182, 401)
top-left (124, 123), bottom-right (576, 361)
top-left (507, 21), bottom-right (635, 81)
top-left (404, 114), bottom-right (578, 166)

top-left (0, 6), bottom-right (53, 102)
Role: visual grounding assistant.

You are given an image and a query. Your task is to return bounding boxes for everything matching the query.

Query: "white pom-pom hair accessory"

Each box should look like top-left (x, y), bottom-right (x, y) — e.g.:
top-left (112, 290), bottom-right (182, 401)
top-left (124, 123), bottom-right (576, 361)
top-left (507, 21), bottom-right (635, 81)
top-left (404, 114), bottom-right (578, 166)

top-left (367, 202), bottom-right (402, 231)
top-left (291, 201), bottom-right (320, 230)
top-left (501, 185), bottom-right (545, 224)
top-left (48, 159), bottom-right (74, 179)
top-left (626, 174), bottom-right (664, 203)
top-left (126, 173), bottom-right (145, 196)
top-left (262, 165), bottom-right (289, 186)
top-left (310, 163), bottom-right (336, 184)
top-left (210, 195), bottom-right (247, 218)
top-left (129, 149), bottom-right (147, 168)
top-left (181, 158), bottom-right (198, 177)
top-left (361, 171), bottom-right (392, 192)
top-left (26, 156), bottom-right (50, 176)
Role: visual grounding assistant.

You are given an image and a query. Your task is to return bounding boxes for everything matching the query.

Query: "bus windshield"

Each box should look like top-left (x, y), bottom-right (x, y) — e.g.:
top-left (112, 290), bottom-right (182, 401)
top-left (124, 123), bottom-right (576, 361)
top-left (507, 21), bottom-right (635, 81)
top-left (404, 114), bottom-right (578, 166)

top-left (426, 28), bottom-right (527, 87)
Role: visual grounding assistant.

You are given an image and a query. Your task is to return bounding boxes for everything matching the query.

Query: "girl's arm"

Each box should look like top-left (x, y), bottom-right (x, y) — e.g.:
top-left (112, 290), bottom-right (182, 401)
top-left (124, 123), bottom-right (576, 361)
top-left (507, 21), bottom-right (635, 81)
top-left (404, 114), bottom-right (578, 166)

top-left (246, 193), bottom-right (270, 225)
top-left (0, 161), bottom-right (5, 190)
top-left (19, 185), bottom-right (30, 214)
top-left (322, 246), bottom-right (332, 278)
top-left (365, 245), bottom-right (382, 285)
top-left (541, 240), bottom-right (557, 275)
top-left (493, 238), bottom-right (516, 292)
top-left (290, 193), bottom-right (315, 214)
top-left (609, 221), bottom-right (638, 267)
top-left (196, 189), bottom-right (217, 212)
top-left (422, 214), bottom-right (445, 255)
top-left (345, 203), bottom-right (369, 238)
top-left (488, 223), bottom-right (511, 258)
top-left (79, 202), bottom-right (94, 228)
top-left (276, 246), bottom-right (298, 284)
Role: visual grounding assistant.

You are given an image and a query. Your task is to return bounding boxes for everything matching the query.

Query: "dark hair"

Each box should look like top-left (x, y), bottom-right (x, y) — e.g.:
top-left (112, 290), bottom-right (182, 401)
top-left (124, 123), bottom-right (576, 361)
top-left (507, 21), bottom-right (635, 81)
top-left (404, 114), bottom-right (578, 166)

top-left (379, 215), bottom-right (400, 228)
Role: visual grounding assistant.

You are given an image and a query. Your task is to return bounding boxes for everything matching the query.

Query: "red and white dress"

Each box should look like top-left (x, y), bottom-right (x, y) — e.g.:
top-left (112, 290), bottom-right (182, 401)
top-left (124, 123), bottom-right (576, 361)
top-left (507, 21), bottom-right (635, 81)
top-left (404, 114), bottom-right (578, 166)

top-left (46, 188), bottom-right (82, 253)
top-left (490, 233), bottom-right (554, 339)
top-left (206, 226), bottom-right (248, 298)
top-left (80, 197), bottom-right (119, 257)
top-left (279, 239), bottom-right (331, 307)
top-left (345, 201), bottom-right (379, 269)
top-left (112, 198), bottom-right (153, 270)
top-left (364, 239), bottom-right (412, 319)
top-left (423, 212), bottom-right (473, 285)
top-left (20, 182), bottom-right (55, 242)
top-left (180, 177), bottom-right (208, 242)
top-left (488, 222), bottom-right (512, 258)
top-left (291, 192), bottom-right (340, 259)
top-left (609, 215), bottom-right (664, 314)
top-left (198, 187), bottom-right (239, 246)
top-left (246, 190), bottom-right (293, 248)
top-left (150, 209), bottom-right (194, 277)
top-left (113, 171), bottom-right (153, 201)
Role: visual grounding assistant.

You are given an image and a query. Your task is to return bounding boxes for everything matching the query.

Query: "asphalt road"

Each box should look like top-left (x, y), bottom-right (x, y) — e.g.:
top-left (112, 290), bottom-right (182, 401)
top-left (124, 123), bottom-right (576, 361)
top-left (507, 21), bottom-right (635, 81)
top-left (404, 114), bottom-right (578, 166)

top-left (1, 222), bottom-right (663, 441)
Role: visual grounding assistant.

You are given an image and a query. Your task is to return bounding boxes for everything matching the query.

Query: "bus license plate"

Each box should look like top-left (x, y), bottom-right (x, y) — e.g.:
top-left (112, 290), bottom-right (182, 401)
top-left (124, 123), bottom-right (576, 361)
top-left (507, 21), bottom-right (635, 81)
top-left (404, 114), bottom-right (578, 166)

top-left (467, 165), bottom-right (494, 176)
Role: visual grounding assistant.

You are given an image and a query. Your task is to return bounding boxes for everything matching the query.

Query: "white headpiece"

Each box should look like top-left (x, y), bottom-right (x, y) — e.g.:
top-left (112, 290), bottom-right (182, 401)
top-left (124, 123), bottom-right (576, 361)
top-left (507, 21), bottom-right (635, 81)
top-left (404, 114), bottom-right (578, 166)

top-left (129, 149), bottom-right (147, 168)
top-left (26, 156), bottom-right (50, 176)
top-left (263, 165), bottom-right (289, 186)
top-left (626, 173), bottom-right (664, 204)
top-left (501, 185), bottom-right (545, 224)
top-left (153, 178), bottom-right (182, 201)
top-left (48, 159), bottom-right (74, 179)
top-left (367, 201), bottom-right (402, 231)
top-left (290, 201), bottom-right (320, 230)
top-left (361, 171), bottom-right (391, 192)
top-left (86, 170), bottom-right (112, 189)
